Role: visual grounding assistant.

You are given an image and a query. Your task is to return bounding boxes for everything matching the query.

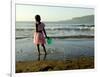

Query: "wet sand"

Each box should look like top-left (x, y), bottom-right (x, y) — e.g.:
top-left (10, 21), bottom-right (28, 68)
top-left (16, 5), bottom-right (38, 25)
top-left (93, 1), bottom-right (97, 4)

top-left (15, 38), bottom-right (94, 73)
top-left (16, 38), bottom-right (94, 61)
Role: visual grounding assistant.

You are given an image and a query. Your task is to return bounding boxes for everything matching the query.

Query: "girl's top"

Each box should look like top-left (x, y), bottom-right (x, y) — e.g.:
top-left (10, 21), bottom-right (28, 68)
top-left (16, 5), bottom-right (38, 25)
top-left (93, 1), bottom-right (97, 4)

top-left (36, 22), bottom-right (45, 32)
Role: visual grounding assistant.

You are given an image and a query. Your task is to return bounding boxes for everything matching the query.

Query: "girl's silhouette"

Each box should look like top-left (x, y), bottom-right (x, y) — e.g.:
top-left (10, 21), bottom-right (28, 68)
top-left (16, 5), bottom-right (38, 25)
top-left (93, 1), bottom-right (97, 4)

top-left (34, 15), bottom-right (48, 55)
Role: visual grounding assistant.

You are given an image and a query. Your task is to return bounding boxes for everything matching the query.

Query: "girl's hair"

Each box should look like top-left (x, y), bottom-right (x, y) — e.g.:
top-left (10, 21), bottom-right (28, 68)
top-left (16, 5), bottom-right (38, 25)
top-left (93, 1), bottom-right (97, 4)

top-left (35, 15), bottom-right (41, 22)
top-left (35, 15), bottom-right (41, 32)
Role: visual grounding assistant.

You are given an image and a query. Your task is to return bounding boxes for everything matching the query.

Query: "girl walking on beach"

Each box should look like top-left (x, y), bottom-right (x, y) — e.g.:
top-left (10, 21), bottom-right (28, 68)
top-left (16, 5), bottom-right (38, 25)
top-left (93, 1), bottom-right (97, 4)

top-left (34, 15), bottom-right (48, 55)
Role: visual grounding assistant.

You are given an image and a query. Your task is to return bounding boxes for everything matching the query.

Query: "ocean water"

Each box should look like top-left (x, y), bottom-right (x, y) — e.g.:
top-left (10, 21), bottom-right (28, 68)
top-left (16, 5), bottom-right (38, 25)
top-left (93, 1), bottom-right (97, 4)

top-left (16, 22), bottom-right (94, 39)
top-left (15, 22), bottom-right (94, 61)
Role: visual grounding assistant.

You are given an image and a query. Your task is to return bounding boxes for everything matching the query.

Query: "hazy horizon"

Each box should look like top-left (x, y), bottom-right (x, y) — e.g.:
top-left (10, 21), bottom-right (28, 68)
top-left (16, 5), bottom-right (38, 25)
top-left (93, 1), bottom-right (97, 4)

top-left (16, 14), bottom-right (94, 22)
top-left (16, 4), bottom-right (94, 22)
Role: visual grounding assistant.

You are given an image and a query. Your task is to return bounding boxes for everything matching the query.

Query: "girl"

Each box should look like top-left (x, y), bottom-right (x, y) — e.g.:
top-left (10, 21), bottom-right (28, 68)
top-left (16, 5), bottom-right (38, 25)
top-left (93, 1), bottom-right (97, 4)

top-left (34, 15), bottom-right (48, 55)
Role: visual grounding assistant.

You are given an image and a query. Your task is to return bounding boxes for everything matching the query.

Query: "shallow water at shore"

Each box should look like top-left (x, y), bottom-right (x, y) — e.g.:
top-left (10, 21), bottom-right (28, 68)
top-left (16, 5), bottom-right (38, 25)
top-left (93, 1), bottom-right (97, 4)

top-left (15, 38), bottom-right (94, 61)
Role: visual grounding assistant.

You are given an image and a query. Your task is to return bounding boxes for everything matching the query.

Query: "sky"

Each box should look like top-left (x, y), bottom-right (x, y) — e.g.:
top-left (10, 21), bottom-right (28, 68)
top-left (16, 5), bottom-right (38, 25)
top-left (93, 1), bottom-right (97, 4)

top-left (16, 4), bottom-right (94, 22)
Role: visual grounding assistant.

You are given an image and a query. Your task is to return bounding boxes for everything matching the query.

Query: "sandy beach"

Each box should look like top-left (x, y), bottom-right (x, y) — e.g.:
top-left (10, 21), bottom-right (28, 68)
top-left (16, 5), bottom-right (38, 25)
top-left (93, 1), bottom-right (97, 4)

top-left (16, 56), bottom-right (94, 73)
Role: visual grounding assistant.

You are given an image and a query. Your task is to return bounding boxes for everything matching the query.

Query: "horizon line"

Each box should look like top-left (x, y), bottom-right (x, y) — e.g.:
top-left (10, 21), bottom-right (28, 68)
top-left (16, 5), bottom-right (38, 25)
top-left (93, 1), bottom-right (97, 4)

top-left (16, 14), bottom-right (94, 22)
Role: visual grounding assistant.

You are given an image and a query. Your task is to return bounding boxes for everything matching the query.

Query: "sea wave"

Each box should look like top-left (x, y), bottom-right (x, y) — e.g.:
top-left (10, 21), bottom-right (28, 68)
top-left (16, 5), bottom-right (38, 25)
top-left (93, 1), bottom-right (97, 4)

top-left (16, 26), bottom-right (94, 31)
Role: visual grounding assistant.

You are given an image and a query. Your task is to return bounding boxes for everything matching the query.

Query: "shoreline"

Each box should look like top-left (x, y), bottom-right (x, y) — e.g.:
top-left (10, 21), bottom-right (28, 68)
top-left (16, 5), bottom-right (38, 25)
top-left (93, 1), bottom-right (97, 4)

top-left (16, 56), bottom-right (94, 73)
top-left (16, 35), bottom-right (94, 39)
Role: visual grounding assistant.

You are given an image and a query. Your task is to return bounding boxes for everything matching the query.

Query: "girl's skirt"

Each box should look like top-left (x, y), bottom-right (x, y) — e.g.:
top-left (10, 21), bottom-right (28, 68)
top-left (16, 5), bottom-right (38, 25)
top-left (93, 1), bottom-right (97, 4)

top-left (33, 32), bottom-right (46, 45)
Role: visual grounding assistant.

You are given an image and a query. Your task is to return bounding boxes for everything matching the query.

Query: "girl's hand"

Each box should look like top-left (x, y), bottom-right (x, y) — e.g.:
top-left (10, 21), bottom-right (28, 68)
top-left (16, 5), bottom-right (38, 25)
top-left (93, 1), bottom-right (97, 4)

top-left (46, 36), bottom-right (49, 39)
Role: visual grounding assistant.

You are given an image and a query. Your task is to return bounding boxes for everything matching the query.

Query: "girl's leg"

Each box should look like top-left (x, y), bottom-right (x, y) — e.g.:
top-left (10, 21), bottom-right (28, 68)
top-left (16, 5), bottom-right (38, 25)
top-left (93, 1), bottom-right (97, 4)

top-left (41, 44), bottom-right (47, 55)
top-left (37, 44), bottom-right (40, 55)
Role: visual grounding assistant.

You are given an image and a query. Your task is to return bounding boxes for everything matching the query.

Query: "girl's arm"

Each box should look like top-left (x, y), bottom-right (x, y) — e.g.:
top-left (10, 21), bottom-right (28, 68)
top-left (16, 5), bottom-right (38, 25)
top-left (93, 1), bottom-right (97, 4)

top-left (43, 27), bottom-right (48, 38)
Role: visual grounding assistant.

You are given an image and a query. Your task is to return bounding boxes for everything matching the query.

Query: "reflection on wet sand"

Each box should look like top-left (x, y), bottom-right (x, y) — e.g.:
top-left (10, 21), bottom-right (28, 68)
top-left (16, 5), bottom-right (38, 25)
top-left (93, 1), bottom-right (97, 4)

top-left (38, 53), bottom-right (47, 61)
